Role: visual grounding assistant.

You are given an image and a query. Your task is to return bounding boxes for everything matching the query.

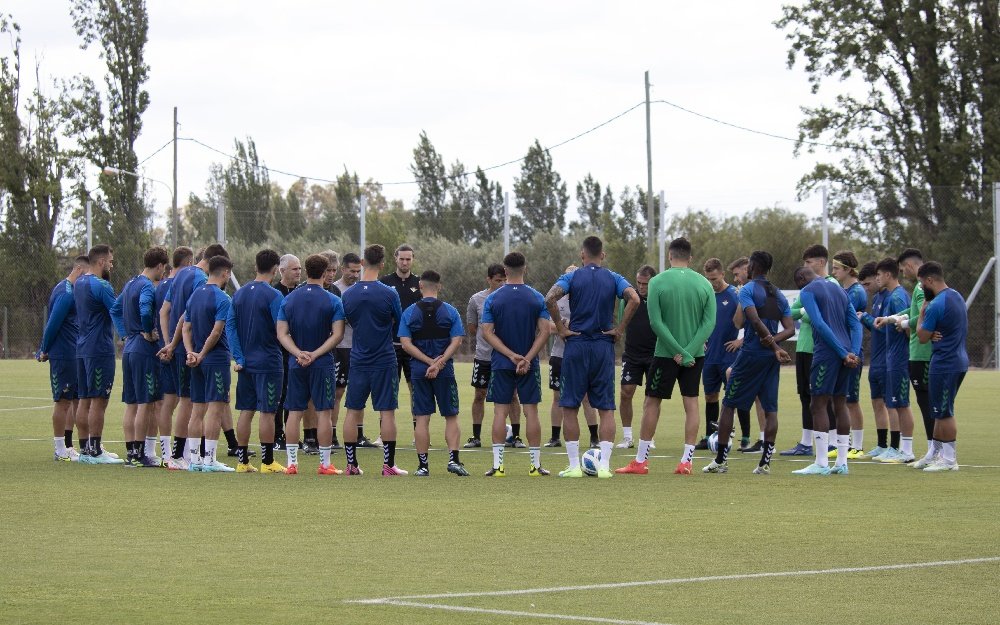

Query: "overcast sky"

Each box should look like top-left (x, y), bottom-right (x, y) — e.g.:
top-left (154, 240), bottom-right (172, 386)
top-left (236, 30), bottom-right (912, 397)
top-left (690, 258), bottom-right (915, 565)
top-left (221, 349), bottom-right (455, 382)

top-left (8, 0), bottom-right (841, 232)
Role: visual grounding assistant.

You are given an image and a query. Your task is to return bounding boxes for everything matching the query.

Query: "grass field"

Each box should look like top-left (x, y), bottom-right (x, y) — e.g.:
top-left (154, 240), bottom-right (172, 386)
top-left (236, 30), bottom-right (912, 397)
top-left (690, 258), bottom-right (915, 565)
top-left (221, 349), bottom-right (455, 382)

top-left (1, 359), bottom-right (999, 625)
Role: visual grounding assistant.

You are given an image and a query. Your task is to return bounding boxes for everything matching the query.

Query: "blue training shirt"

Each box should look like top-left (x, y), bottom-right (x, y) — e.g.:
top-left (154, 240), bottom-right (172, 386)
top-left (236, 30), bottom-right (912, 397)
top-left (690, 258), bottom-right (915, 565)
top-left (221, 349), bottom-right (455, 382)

top-left (481, 283), bottom-right (551, 371)
top-left (184, 284), bottom-right (232, 366)
top-left (799, 277), bottom-right (862, 361)
top-left (398, 297), bottom-right (465, 379)
top-left (165, 265), bottom-right (207, 349)
top-left (154, 276), bottom-right (173, 349)
top-left (110, 274), bottom-right (157, 356)
top-left (860, 289), bottom-right (888, 368)
top-left (277, 284), bottom-right (345, 370)
top-left (40, 279), bottom-right (77, 359)
top-left (74, 273), bottom-right (116, 358)
top-left (227, 279), bottom-right (284, 373)
top-left (705, 284), bottom-right (740, 366)
top-left (920, 288), bottom-right (969, 374)
top-left (554, 264), bottom-right (630, 342)
top-left (737, 278), bottom-right (791, 358)
top-left (883, 285), bottom-right (911, 371)
top-left (342, 280), bottom-right (401, 371)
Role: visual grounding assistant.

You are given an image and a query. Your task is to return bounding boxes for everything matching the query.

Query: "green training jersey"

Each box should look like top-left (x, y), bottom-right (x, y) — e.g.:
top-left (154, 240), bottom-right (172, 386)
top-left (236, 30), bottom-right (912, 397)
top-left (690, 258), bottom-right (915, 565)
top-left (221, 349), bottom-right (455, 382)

top-left (646, 267), bottom-right (716, 365)
top-left (906, 282), bottom-right (932, 362)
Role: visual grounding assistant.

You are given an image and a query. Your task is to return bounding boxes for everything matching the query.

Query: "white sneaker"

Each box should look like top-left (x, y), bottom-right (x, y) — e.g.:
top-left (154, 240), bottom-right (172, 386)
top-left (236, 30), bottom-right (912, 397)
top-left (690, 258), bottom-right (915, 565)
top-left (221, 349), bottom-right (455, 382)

top-left (649, 439), bottom-right (656, 450)
top-left (373, 436), bottom-right (383, 447)
top-left (391, 465), bottom-right (409, 475)
top-left (166, 457), bottom-right (189, 471)
top-left (912, 454), bottom-right (938, 469)
top-left (615, 438), bottom-right (634, 449)
top-left (202, 459), bottom-right (235, 473)
top-left (67, 448), bottom-right (81, 462)
top-left (100, 446), bottom-right (120, 460)
top-left (923, 459), bottom-right (959, 472)
top-left (92, 451), bottom-right (125, 464)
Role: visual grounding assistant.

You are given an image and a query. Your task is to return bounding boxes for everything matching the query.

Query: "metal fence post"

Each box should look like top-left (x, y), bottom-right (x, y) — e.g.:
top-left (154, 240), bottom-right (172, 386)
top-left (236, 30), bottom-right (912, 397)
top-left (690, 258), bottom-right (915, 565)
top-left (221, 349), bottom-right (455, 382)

top-left (359, 195), bottom-right (367, 255)
top-left (994, 182), bottom-right (999, 370)
top-left (2, 306), bottom-right (7, 359)
top-left (658, 190), bottom-right (666, 272)
top-left (503, 192), bottom-right (510, 257)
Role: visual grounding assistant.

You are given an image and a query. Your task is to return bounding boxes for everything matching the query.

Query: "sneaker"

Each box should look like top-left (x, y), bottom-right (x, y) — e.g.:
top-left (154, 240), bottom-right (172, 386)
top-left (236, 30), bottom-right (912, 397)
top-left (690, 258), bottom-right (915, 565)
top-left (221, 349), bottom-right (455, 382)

top-left (67, 448), bottom-right (81, 462)
top-left (414, 466), bottom-right (430, 477)
top-left (357, 435), bottom-right (377, 448)
top-left (615, 438), bottom-right (634, 449)
top-left (847, 448), bottom-right (866, 460)
top-left (648, 440), bottom-right (656, 450)
top-left (702, 460), bottom-right (728, 473)
top-left (166, 457), bottom-right (189, 471)
top-left (100, 446), bottom-right (120, 460)
top-left (877, 448), bottom-right (902, 463)
top-left (93, 451), bottom-right (125, 465)
top-left (829, 464), bottom-right (849, 475)
top-left (484, 465), bottom-right (505, 477)
top-left (510, 436), bottom-right (526, 449)
top-left (543, 438), bottom-right (562, 448)
top-left (597, 468), bottom-right (613, 479)
top-left (673, 461), bottom-right (693, 475)
top-left (202, 460), bottom-right (235, 473)
top-left (779, 443), bottom-right (813, 456)
top-left (740, 440), bottom-right (764, 453)
top-left (54, 451), bottom-right (73, 462)
top-left (317, 464), bottom-right (343, 475)
top-left (331, 439), bottom-right (342, 450)
top-left (912, 454), bottom-right (938, 469)
top-left (372, 436), bottom-right (384, 447)
top-left (826, 447), bottom-right (839, 459)
top-left (558, 466), bottom-right (584, 478)
top-left (382, 464), bottom-right (406, 476)
top-left (302, 441), bottom-right (320, 456)
top-left (865, 445), bottom-right (887, 458)
top-left (236, 463), bottom-right (258, 473)
top-left (187, 460), bottom-right (203, 472)
top-left (614, 459), bottom-right (649, 475)
top-left (285, 464), bottom-right (298, 475)
top-left (344, 464), bottom-right (363, 476)
top-left (77, 452), bottom-right (95, 465)
top-left (589, 437), bottom-right (600, 449)
top-left (528, 465), bottom-right (550, 477)
top-left (791, 463), bottom-right (831, 475)
top-left (882, 450), bottom-right (915, 464)
top-left (447, 462), bottom-right (469, 476)
top-left (923, 459), bottom-right (959, 472)
top-left (122, 456), bottom-right (138, 468)
top-left (137, 455), bottom-right (160, 468)
top-left (463, 437), bottom-right (482, 449)
top-left (694, 437), bottom-right (709, 450)
top-left (260, 461), bottom-right (286, 474)
top-left (752, 464), bottom-right (770, 475)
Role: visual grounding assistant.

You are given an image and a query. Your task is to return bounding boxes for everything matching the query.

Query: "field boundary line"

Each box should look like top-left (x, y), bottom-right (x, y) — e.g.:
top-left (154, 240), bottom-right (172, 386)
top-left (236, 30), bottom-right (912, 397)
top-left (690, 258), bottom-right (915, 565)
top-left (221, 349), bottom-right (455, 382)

top-left (0, 395), bottom-right (53, 401)
top-left (347, 556), bottom-right (1000, 603)
top-left (0, 405), bottom-right (49, 412)
top-left (379, 600), bottom-right (675, 625)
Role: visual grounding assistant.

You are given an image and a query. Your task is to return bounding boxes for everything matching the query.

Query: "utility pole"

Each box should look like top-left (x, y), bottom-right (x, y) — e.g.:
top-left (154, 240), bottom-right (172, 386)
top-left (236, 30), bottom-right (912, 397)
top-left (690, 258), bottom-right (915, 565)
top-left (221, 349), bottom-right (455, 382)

top-left (994, 182), bottom-right (999, 370)
top-left (172, 106), bottom-right (178, 249)
top-left (359, 194), bottom-right (367, 254)
top-left (503, 192), bottom-right (510, 257)
top-left (645, 71), bottom-right (654, 259)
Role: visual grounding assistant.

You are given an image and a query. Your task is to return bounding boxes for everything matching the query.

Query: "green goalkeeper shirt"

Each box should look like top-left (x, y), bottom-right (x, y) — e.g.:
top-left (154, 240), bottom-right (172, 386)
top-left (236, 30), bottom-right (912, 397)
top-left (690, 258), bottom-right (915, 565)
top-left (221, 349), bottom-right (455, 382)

top-left (646, 267), bottom-right (716, 365)
top-left (905, 282), bottom-right (932, 362)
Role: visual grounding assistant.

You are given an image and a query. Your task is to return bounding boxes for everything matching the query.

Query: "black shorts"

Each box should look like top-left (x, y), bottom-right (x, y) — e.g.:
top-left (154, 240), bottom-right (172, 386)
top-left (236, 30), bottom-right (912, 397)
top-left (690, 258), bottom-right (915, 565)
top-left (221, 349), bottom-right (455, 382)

top-left (549, 356), bottom-right (562, 391)
top-left (620, 360), bottom-right (651, 387)
top-left (645, 357), bottom-right (705, 399)
top-left (471, 359), bottom-right (491, 390)
top-left (909, 360), bottom-right (930, 393)
top-left (335, 348), bottom-right (351, 388)
top-left (393, 344), bottom-right (412, 383)
top-left (795, 352), bottom-right (813, 397)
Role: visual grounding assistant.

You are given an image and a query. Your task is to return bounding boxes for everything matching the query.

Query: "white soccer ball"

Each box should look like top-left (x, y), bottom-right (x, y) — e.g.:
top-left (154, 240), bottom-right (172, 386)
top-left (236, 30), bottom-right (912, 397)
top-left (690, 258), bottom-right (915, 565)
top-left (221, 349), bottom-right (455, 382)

top-left (707, 432), bottom-right (733, 454)
top-left (581, 448), bottom-right (600, 476)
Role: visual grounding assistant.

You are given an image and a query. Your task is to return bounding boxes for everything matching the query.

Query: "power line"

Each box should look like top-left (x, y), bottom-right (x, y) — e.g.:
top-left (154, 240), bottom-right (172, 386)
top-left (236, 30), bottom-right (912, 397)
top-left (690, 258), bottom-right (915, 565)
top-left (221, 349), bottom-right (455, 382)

top-left (137, 137), bottom-right (175, 166)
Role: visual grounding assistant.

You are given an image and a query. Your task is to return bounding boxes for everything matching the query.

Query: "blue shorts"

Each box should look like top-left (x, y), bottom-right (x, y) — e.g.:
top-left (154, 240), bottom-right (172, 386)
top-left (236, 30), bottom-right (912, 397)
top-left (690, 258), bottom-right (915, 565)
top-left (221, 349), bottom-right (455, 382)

top-left (723, 353), bottom-right (780, 413)
top-left (76, 356), bottom-right (115, 400)
top-left (235, 370), bottom-right (283, 413)
top-left (558, 340), bottom-right (615, 410)
top-left (846, 364), bottom-right (863, 404)
top-left (810, 357), bottom-right (850, 397)
top-left (702, 362), bottom-right (732, 395)
top-left (869, 367), bottom-right (886, 401)
top-left (885, 369), bottom-right (910, 408)
top-left (345, 366), bottom-right (399, 412)
top-left (412, 376), bottom-right (459, 416)
top-left (929, 371), bottom-right (965, 419)
top-left (48, 359), bottom-right (77, 402)
top-left (159, 359), bottom-right (177, 396)
top-left (488, 368), bottom-right (542, 405)
top-left (190, 364), bottom-right (231, 404)
top-left (174, 352), bottom-right (192, 398)
top-left (285, 365), bottom-right (337, 412)
top-left (122, 352), bottom-right (161, 405)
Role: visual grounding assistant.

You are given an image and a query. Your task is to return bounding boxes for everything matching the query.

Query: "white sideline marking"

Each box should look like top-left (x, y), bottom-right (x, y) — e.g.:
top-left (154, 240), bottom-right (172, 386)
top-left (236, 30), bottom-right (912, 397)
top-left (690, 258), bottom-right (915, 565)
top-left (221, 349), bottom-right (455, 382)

top-left (0, 395), bottom-right (52, 401)
top-left (348, 557), bottom-right (1000, 604)
top-left (377, 600), bottom-right (676, 625)
top-left (0, 405), bottom-right (49, 412)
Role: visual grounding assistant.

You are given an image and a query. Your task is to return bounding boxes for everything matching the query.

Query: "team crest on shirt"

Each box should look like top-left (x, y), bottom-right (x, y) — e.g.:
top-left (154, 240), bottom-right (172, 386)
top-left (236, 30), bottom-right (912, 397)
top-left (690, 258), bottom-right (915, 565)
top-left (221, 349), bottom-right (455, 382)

top-left (722, 299), bottom-right (730, 306)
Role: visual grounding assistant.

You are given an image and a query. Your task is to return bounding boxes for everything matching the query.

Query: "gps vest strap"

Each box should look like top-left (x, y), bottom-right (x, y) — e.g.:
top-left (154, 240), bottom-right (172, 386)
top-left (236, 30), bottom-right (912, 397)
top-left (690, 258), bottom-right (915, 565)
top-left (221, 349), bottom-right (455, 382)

top-left (411, 300), bottom-right (451, 340)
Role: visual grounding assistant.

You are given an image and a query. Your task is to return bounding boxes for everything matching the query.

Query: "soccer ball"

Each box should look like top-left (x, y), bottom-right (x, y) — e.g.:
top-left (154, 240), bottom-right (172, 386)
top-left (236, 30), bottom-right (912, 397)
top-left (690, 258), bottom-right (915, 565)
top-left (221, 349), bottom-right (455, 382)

top-left (581, 449), bottom-right (601, 476)
top-left (707, 432), bottom-right (732, 454)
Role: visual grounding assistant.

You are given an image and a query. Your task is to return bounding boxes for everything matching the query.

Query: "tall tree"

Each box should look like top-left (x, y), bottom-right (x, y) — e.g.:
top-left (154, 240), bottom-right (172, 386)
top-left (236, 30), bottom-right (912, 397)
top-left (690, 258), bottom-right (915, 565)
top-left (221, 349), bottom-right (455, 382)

top-left (512, 139), bottom-right (568, 241)
top-left (471, 167), bottom-right (504, 245)
top-left (574, 173), bottom-right (615, 231)
top-left (64, 0), bottom-right (150, 277)
top-left (410, 131), bottom-right (451, 236)
top-left (222, 137), bottom-right (271, 242)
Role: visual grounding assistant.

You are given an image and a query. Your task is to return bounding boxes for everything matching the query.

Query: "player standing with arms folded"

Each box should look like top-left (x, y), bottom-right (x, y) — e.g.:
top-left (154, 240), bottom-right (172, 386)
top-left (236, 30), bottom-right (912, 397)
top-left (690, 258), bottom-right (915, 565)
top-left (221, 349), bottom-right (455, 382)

top-left (37, 255), bottom-right (89, 461)
top-left (617, 238), bottom-right (715, 476)
top-left (342, 245), bottom-right (405, 476)
top-left (915, 261), bottom-right (967, 472)
top-left (830, 251), bottom-right (869, 458)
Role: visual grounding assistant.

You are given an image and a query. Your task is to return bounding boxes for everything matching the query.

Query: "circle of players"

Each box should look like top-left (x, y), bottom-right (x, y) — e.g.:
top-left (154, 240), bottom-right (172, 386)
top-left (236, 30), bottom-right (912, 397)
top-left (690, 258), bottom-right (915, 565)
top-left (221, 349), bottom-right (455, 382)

top-left (37, 236), bottom-right (967, 477)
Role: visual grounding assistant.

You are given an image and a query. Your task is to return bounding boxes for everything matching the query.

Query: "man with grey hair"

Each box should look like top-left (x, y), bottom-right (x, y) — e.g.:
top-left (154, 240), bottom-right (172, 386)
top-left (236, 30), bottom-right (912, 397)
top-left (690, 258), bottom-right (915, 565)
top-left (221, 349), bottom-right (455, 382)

top-left (273, 254), bottom-right (302, 449)
top-left (321, 250), bottom-right (341, 297)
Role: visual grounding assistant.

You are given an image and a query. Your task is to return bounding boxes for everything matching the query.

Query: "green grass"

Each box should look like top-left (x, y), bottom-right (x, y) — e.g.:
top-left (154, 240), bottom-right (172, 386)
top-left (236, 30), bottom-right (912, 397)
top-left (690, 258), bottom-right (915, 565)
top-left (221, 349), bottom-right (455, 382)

top-left (1, 359), bottom-right (998, 625)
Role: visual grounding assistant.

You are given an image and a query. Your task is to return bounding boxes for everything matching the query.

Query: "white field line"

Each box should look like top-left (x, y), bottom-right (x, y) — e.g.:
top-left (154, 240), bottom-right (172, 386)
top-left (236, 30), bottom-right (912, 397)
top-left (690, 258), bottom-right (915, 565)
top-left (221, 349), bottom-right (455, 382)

top-left (347, 557), bottom-right (1000, 604)
top-left (0, 405), bottom-right (49, 412)
top-left (0, 395), bottom-right (53, 401)
top-left (379, 600), bottom-right (676, 625)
